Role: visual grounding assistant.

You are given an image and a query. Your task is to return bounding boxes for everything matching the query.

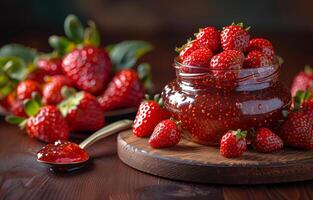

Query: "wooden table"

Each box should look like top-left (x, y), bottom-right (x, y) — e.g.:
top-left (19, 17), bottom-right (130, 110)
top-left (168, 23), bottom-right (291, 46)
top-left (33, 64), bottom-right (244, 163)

top-left (1, 33), bottom-right (313, 200)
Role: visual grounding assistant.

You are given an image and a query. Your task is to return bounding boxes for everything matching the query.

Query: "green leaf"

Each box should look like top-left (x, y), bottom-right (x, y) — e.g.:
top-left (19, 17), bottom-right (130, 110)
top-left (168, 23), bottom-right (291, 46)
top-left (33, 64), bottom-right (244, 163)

top-left (48, 35), bottom-right (75, 56)
top-left (0, 57), bottom-right (27, 81)
top-left (5, 115), bottom-right (26, 124)
top-left (293, 90), bottom-right (312, 111)
top-left (0, 83), bottom-right (15, 98)
top-left (0, 73), bottom-right (9, 88)
top-left (137, 63), bottom-right (153, 94)
top-left (84, 21), bottom-right (100, 47)
top-left (58, 91), bottom-right (83, 117)
top-left (24, 99), bottom-right (40, 117)
top-left (64, 14), bottom-right (84, 43)
top-left (0, 44), bottom-right (37, 63)
top-left (107, 40), bottom-right (153, 71)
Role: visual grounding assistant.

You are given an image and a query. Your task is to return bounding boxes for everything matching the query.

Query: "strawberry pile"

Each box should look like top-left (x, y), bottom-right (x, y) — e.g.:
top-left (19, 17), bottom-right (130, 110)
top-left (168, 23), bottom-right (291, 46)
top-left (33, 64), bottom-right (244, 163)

top-left (1, 15), bottom-right (153, 143)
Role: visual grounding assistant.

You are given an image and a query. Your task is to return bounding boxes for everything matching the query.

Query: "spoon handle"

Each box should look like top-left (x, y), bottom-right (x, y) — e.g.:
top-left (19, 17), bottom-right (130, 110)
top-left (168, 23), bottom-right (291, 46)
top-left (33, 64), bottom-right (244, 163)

top-left (79, 119), bottom-right (133, 149)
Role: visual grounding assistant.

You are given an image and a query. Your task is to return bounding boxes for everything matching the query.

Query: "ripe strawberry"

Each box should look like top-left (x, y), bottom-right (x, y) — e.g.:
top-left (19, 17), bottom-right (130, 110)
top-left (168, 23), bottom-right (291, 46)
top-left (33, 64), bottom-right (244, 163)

top-left (133, 96), bottom-right (170, 137)
top-left (27, 68), bottom-right (46, 83)
top-left (42, 75), bottom-right (73, 105)
top-left (195, 26), bottom-right (220, 52)
top-left (290, 66), bottom-right (313, 97)
top-left (220, 129), bottom-right (247, 158)
top-left (149, 119), bottom-right (181, 148)
top-left (243, 50), bottom-right (272, 68)
top-left (10, 99), bottom-right (27, 117)
top-left (253, 128), bottom-right (283, 153)
top-left (37, 57), bottom-right (63, 76)
top-left (220, 23), bottom-right (250, 52)
top-left (279, 110), bottom-right (313, 149)
top-left (177, 40), bottom-right (200, 62)
top-left (16, 80), bottom-right (41, 100)
top-left (62, 46), bottom-right (112, 94)
top-left (181, 48), bottom-right (213, 72)
top-left (98, 69), bottom-right (144, 111)
top-left (26, 105), bottom-right (69, 143)
top-left (248, 38), bottom-right (275, 61)
top-left (58, 91), bottom-right (105, 131)
top-left (301, 99), bottom-right (313, 119)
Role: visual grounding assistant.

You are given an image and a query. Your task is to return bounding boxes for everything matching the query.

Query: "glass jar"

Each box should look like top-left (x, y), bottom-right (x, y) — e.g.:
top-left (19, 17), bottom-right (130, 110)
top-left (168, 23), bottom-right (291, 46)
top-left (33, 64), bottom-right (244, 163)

top-left (162, 60), bottom-right (291, 146)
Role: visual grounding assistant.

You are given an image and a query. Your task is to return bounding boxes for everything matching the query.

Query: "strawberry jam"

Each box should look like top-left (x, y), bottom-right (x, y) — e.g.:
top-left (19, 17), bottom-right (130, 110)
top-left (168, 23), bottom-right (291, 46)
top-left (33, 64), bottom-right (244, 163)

top-left (37, 140), bottom-right (89, 164)
top-left (162, 60), bottom-right (291, 146)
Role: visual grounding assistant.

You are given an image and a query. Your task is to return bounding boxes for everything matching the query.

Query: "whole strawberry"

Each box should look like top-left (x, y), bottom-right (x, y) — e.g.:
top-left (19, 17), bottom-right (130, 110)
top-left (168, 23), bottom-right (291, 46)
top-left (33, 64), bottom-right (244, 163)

top-left (62, 46), bottom-right (112, 94)
top-left (58, 91), bottom-right (105, 131)
top-left (177, 40), bottom-right (200, 62)
top-left (290, 66), bottom-right (313, 97)
top-left (220, 129), bottom-right (247, 158)
top-left (27, 68), bottom-right (47, 83)
top-left (195, 26), bottom-right (220, 52)
top-left (253, 128), bottom-right (283, 153)
top-left (248, 38), bottom-right (275, 61)
top-left (220, 23), bottom-right (250, 52)
top-left (37, 57), bottom-right (63, 76)
top-left (98, 69), bottom-right (144, 111)
top-left (279, 110), bottom-right (313, 149)
top-left (133, 95), bottom-right (170, 137)
top-left (181, 48), bottom-right (213, 72)
top-left (10, 99), bottom-right (27, 117)
top-left (149, 119), bottom-right (181, 148)
top-left (42, 75), bottom-right (73, 105)
top-left (243, 50), bottom-right (272, 68)
top-left (16, 80), bottom-right (41, 100)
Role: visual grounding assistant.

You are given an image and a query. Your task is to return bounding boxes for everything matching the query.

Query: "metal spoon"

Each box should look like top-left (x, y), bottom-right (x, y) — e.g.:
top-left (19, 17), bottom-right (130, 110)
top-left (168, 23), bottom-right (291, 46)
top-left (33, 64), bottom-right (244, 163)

top-left (37, 119), bottom-right (133, 171)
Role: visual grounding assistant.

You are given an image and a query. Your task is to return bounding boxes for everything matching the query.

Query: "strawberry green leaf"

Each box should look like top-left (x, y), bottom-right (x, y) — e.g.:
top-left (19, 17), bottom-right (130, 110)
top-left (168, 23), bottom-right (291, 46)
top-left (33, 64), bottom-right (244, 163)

top-left (107, 40), bottom-right (153, 71)
top-left (84, 21), bottom-right (100, 47)
top-left (64, 14), bottom-right (84, 44)
top-left (0, 57), bottom-right (28, 81)
top-left (49, 35), bottom-right (75, 56)
top-left (0, 83), bottom-right (15, 98)
top-left (137, 63), bottom-right (153, 94)
top-left (58, 91), bottom-right (84, 117)
top-left (0, 44), bottom-right (37, 63)
top-left (5, 115), bottom-right (26, 124)
top-left (293, 90), bottom-right (312, 111)
top-left (24, 99), bottom-right (40, 117)
top-left (0, 73), bottom-right (9, 88)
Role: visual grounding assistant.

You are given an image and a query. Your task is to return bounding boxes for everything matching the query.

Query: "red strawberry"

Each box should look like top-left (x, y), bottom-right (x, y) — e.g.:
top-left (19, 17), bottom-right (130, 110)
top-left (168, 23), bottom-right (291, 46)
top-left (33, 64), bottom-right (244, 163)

top-left (149, 119), bottom-right (181, 148)
top-left (195, 26), bottom-right (220, 52)
top-left (37, 57), bottom-right (63, 76)
top-left (290, 66), bottom-right (313, 97)
top-left (16, 80), bottom-right (41, 100)
top-left (253, 128), bottom-right (283, 153)
top-left (10, 99), bottom-right (27, 117)
top-left (220, 129), bottom-right (247, 158)
top-left (181, 48), bottom-right (213, 72)
top-left (243, 50), bottom-right (272, 68)
top-left (133, 96), bottom-right (170, 137)
top-left (27, 68), bottom-right (46, 83)
top-left (248, 38), bottom-right (275, 61)
top-left (177, 40), bottom-right (200, 62)
top-left (301, 99), bottom-right (313, 119)
top-left (98, 69), bottom-right (144, 111)
top-left (62, 46), bottom-right (112, 94)
top-left (26, 105), bottom-right (69, 143)
top-left (220, 23), bottom-right (250, 52)
top-left (279, 110), bottom-right (313, 149)
top-left (58, 91), bottom-right (105, 131)
top-left (42, 75), bottom-right (73, 105)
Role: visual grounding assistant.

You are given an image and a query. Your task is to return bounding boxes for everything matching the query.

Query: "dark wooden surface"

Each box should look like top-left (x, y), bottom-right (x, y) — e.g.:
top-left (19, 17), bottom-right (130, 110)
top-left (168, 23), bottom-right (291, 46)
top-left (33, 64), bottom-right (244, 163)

top-left (1, 33), bottom-right (313, 199)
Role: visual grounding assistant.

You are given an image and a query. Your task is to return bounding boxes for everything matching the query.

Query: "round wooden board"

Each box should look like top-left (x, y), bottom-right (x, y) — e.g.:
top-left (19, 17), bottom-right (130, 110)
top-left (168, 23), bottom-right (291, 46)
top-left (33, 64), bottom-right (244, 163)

top-left (117, 130), bottom-right (313, 185)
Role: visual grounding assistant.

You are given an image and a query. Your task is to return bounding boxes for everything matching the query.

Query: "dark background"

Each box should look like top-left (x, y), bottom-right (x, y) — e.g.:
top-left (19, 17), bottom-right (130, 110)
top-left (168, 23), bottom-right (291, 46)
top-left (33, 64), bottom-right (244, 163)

top-left (1, 0), bottom-right (313, 90)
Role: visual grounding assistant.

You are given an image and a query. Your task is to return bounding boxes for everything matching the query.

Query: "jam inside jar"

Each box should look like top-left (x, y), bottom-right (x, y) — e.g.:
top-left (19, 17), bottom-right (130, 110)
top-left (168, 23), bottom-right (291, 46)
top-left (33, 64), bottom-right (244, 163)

top-left (162, 60), bottom-right (291, 146)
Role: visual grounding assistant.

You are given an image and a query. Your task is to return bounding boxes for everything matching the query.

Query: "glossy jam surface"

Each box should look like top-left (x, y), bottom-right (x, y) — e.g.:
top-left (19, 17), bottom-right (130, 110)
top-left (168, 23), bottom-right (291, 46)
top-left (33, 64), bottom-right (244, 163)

top-left (37, 141), bottom-right (89, 164)
top-left (162, 63), bottom-right (291, 146)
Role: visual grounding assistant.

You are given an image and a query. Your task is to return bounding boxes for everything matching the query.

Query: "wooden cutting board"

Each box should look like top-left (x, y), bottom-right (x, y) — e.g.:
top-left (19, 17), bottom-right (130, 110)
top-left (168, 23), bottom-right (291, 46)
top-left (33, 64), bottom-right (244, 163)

top-left (117, 130), bottom-right (313, 184)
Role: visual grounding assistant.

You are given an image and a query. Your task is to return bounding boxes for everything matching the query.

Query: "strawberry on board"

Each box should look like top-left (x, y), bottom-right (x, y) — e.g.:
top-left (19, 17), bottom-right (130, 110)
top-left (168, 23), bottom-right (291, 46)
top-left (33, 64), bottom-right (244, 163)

top-left (290, 65), bottom-right (313, 97)
top-left (133, 95), bottom-right (170, 137)
top-left (247, 38), bottom-right (275, 61)
top-left (253, 128), bottom-right (283, 153)
top-left (58, 91), bottom-right (105, 131)
top-left (220, 129), bottom-right (247, 158)
top-left (220, 23), bottom-right (250, 52)
top-left (149, 119), bottom-right (181, 148)
top-left (195, 26), bottom-right (220, 52)
top-left (16, 80), bottom-right (41, 101)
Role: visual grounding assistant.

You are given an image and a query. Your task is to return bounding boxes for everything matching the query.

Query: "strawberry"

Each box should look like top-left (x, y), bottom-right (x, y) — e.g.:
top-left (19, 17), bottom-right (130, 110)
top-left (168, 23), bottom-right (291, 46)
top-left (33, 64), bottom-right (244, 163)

top-left (290, 66), bottom-right (313, 97)
top-left (220, 129), bottom-right (247, 158)
top-left (177, 40), bottom-right (200, 62)
top-left (279, 110), bottom-right (313, 149)
top-left (133, 95), bottom-right (170, 137)
top-left (10, 99), bottom-right (27, 117)
top-left (253, 128), bottom-right (283, 153)
top-left (301, 99), bottom-right (313, 119)
top-left (220, 23), bottom-right (250, 52)
top-left (37, 57), bottom-right (63, 76)
top-left (58, 91), bottom-right (104, 131)
top-left (181, 48), bottom-right (213, 71)
top-left (26, 105), bottom-right (69, 143)
top-left (62, 46), bottom-right (112, 94)
top-left (98, 69), bottom-right (144, 111)
top-left (42, 75), bottom-right (73, 105)
top-left (149, 119), bottom-right (181, 148)
top-left (243, 50), bottom-right (272, 68)
top-left (16, 80), bottom-right (41, 100)
top-left (247, 38), bottom-right (275, 61)
top-left (27, 68), bottom-right (47, 83)
top-left (195, 26), bottom-right (220, 52)
top-left (210, 50), bottom-right (244, 70)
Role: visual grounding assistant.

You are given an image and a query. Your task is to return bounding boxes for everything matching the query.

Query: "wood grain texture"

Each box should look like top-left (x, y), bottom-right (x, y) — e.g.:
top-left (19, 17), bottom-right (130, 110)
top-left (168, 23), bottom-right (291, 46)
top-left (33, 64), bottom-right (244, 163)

top-left (117, 130), bottom-right (313, 184)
